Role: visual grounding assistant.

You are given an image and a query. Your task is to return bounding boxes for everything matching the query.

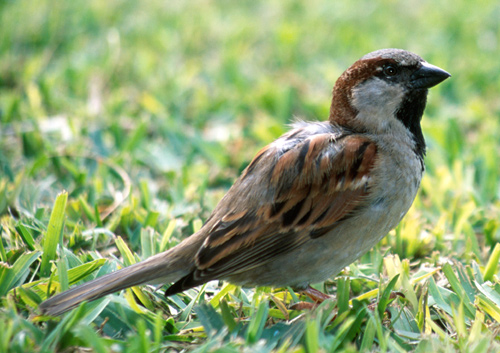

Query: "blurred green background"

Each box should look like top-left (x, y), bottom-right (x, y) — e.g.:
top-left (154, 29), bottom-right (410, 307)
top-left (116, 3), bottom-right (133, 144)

top-left (1, 0), bottom-right (500, 351)
top-left (2, 0), bottom-right (499, 213)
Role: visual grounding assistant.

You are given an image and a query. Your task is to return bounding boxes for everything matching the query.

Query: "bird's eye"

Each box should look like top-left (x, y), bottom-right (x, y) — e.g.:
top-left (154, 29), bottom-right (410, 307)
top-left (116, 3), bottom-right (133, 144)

top-left (383, 64), bottom-right (398, 76)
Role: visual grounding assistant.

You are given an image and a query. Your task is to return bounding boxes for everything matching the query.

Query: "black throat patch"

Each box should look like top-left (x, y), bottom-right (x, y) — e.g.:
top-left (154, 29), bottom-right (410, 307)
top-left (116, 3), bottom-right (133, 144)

top-left (395, 89), bottom-right (428, 164)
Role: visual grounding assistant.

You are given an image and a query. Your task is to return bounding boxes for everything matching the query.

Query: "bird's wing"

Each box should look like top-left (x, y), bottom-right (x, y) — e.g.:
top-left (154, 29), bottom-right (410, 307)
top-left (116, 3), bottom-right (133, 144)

top-left (166, 130), bottom-right (378, 294)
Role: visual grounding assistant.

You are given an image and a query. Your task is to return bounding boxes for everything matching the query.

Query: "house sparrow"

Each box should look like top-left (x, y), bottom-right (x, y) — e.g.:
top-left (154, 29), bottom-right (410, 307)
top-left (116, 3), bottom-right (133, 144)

top-left (39, 49), bottom-right (450, 316)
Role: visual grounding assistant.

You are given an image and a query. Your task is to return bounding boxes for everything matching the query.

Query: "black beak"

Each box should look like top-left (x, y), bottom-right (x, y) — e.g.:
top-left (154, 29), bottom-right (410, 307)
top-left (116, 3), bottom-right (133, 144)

top-left (410, 62), bottom-right (451, 89)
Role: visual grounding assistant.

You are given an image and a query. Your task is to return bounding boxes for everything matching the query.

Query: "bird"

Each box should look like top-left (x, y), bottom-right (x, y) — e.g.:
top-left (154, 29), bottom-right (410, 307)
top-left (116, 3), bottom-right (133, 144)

top-left (39, 48), bottom-right (450, 316)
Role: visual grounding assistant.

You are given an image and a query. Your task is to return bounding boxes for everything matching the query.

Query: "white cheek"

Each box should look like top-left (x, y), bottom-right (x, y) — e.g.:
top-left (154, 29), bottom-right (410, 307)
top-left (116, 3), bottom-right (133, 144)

top-left (350, 78), bottom-right (405, 132)
top-left (352, 78), bottom-right (404, 115)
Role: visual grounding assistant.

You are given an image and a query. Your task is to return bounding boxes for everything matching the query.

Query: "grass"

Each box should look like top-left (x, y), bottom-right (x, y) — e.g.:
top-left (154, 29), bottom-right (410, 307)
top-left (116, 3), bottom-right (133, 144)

top-left (1, 0), bottom-right (500, 351)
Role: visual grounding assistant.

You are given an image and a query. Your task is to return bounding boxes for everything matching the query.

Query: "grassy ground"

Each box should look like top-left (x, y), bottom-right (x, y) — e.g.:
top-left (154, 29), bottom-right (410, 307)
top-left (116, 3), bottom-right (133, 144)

top-left (1, 0), bottom-right (500, 351)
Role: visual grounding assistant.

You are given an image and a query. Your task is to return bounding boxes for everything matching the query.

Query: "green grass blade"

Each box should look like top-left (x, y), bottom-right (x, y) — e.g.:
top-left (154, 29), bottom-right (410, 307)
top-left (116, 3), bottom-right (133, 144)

top-left (195, 304), bottom-right (225, 338)
top-left (159, 219), bottom-right (176, 252)
top-left (29, 258), bottom-right (106, 300)
top-left (40, 191), bottom-right (68, 277)
top-left (179, 283), bottom-right (207, 322)
top-left (442, 263), bottom-right (476, 319)
top-left (219, 299), bottom-right (237, 331)
top-left (78, 195), bottom-right (96, 222)
top-left (65, 259), bottom-right (107, 285)
top-left (330, 315), bottom-right (357, 352)
top-left (337, 276), bottom-right (350, 316)
top-left (144, 211), bottom-right (159, 228)
top-left (360, 316), bottom-right (376, 352)
top-left (476, 296), bottom-right (500, 322)
top-left (74, 325), bottom-right (109, 353)
top-left (378, 274), bottom-right (400, 317)
top-left (15, 222), bottom-right (37, 251)
top-left (140, 227), bottom-right (155, 258)
top-left (475, 281), bottom-right (500, 307)
top-left (0, 226), bottom-right (6, 262)
top-left (428, 277), bottom-right (454, 316)
top-left (56, 251), bottom-right (69, 292)
top-left (305, 318), bottom-right (320, 353)
top-left (115, 236), bottom-right (137, 266)
top-left (483, 243), bottom-right (500, 282)
top-left (246, 300), bottom-right (269, 344)
top-left (209, 283), bottom-right (237, 308)
top-left (40, 302), bottom-right (89, 351)
top-left (0, 251), bottom-right (41, 296)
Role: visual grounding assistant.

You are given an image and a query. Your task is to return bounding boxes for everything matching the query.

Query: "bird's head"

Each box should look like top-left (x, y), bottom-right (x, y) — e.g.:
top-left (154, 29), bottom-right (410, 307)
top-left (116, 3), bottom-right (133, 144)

top-left (330, 49), bottom-right (450, 156)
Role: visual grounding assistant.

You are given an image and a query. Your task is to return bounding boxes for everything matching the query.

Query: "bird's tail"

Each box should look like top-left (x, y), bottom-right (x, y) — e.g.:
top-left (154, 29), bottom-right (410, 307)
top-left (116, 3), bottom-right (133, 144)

top-left (38, 248), bottom-right (190, 316)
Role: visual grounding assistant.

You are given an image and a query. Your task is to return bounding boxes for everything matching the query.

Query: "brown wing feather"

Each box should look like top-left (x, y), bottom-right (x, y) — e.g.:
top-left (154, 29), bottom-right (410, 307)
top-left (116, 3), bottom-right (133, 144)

top-left (165, 132), bottom-right (378, 295)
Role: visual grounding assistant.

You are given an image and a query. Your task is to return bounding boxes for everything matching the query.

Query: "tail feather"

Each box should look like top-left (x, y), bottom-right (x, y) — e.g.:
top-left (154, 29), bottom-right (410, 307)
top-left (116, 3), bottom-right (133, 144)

top-left (39, 250), bottom-right (189, 316)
